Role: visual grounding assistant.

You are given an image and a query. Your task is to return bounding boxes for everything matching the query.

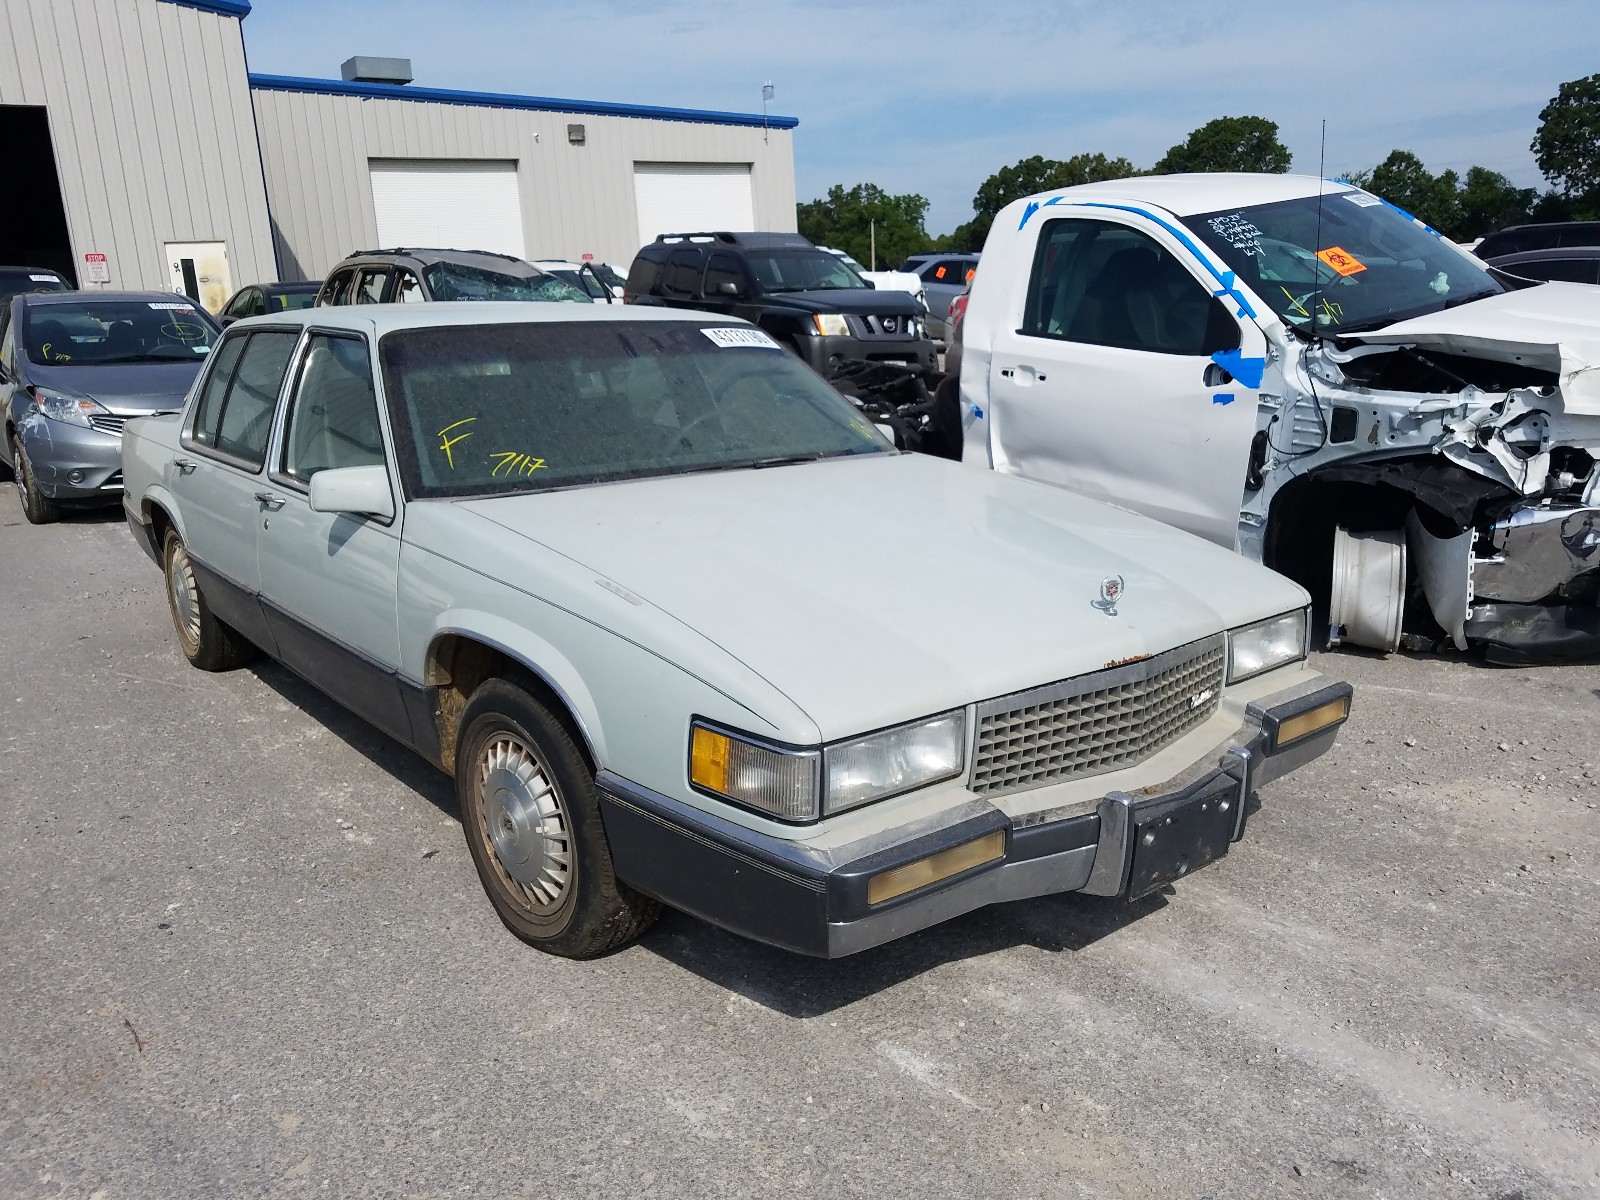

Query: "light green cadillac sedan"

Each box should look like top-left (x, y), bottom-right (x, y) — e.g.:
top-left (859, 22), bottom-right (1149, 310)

top-left (122, 303), bottom-right (1351, 959)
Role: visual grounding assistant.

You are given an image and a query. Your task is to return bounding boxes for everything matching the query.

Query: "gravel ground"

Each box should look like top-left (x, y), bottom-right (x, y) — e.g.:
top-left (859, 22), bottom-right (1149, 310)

top-left (1, 489), bottom-right (1597, 1200)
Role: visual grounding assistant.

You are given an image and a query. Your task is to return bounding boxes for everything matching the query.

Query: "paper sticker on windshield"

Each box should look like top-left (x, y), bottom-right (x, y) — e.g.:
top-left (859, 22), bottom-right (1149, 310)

top-left (29, 274), bottom-right (59, 282)
top-left (1342, 191), bottom-right (1382, 208)
top-left (701, 327), bottom-right (780, 350)
top-left (148, 301), bottom-right (196, 311)
top-left (1316, 246), bottom-right (1367, 276)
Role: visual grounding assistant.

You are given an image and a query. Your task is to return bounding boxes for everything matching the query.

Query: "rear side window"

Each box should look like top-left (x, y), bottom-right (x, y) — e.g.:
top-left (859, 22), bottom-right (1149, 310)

top-left (191, 332), bottom-right (248, 446)
top-left (1022, 218), bottom-right (1238, 356)
top-left (664, 250), bottom-right (703, 295)
top-left (626, 255), bottom-right (662, 296)
top-left (321, 270), bottom-right (356, 306)
top-left (201, 330), bottom-right (299, 467)
top-left (1512, 257), bottom-right (1598, 284)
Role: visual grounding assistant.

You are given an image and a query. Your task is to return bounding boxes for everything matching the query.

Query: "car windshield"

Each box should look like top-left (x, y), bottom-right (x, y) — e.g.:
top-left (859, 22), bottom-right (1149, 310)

top-left (1183, 192), bottom-right (1505, 333)
top-left (746, 251), bottom-right (867, 292)
top-left (270, 289), bottom-right (318, 311)
top-left (0, 268), bottom-right (69, 300)
top-left (25, 299), bottom-right (218, 365)
top-left (421, 262), bottom-right (591, 303)
top-left (380, 320), bottom-right (890, 499)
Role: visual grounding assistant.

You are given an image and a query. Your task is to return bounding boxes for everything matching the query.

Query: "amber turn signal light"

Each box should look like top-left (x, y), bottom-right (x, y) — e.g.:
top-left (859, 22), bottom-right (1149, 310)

top-left (867, 830), bottom-right (1005, 906)
top-left (1275, 695), bottom-right (1350, 748)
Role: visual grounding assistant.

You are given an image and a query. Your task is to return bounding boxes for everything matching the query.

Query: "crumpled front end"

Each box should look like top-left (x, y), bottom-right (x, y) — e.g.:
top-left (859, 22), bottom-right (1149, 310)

top-left (1244, 304), bottom-right (1600, 661)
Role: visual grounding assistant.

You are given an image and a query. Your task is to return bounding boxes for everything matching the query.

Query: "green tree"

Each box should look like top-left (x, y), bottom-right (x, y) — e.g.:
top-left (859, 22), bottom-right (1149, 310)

top-left (1531, 73), bottom-right (1600, 200)
top-left (1456, 166), bottom-right (1535, 237)
top-left (796, 183), bottom-right (933, 270)
top-left (1152, 116), bottom-right (1291, 174)
top-left (1365, 150), bottom-right (1463, 236)
top-left (953, 151), bottom-right (1137, 249)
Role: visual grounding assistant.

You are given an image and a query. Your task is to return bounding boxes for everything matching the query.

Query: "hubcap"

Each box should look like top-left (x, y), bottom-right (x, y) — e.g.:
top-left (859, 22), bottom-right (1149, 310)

top-left (477, 734), bottom-right (572, 914)
top-left (12, 439), bottom-right (28, 504)
top-left (167, 545), bottom-right (201, 649)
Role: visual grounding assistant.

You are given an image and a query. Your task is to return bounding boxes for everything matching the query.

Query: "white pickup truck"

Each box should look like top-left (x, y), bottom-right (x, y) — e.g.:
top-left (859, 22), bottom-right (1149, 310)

top-left (955, 173), bottom-right (1600, 663)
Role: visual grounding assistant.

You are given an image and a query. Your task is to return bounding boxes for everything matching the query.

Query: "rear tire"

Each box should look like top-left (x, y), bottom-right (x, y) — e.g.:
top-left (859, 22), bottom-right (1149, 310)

top-left (456, 678), bottom-right (659, 958)
top-left (162, 528), bottom-right (257, 671)
top-left (12, 434), bottom-right (60, 524)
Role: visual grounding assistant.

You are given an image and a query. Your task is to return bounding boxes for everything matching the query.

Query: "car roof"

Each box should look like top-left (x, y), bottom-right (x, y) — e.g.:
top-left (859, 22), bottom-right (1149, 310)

top-left (226, 301), bottom-right (743, 334)
top-left (1019, 172), bottom-right (1354, 217)
top-left (339, 248), bottom-right (539, 273)
top-left (22, 289), bottom-right (205, 305)
top-left (263, 281), bottom-right (322, 291)
top-left (1487, 245), bottom-right (1600, 262)
top-left (530, 260), bottom-right (586, 270)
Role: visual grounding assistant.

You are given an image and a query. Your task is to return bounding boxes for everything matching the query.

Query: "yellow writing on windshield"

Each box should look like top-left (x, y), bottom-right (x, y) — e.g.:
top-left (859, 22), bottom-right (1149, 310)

top-left (490, 451), bottom-right (548, 478)
top-left (436, 417), bottom-right (476, 470)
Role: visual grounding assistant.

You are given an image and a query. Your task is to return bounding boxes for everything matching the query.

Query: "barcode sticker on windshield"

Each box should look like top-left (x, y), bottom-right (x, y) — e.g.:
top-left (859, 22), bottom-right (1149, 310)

top-left (701, 327), bottom-right (780, 350)
top-left (148, 301), bottom-right (195, 311)
top-left (1342, 192), bottom-right (1382, 207)
top-left (29, 274), bottom-right (59, 282)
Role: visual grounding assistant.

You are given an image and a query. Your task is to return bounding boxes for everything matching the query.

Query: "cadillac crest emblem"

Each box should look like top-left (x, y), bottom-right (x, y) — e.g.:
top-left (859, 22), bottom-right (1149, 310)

top-left (1092, 575), bottom-right (1124, 616)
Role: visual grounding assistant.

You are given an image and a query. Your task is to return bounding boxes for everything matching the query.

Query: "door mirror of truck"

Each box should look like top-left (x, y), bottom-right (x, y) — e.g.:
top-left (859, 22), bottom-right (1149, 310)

top-left (308, 464), bottom-right (395, 520)
top-left (713, 280), bottom-right (742, 297)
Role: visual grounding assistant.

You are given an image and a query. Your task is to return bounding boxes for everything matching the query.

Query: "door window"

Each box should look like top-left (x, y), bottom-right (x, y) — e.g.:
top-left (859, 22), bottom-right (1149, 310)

top-left (931, 259), bottom-right (974, 283)
top-left (393, 270), bottom-right (424, 303)
top-left (1515, 257), bottom-right (1597, 284)
top-left (281, 334), bottom-right (385, 482)
top-left (703, 253), bottom-right (743, 296)
top-left (664, 249), bottom-right (703, 294)
top-left (355, 268), bottom-right (389, 305)
top-left (321, 270), bottom-right (355, 306)
top-left (1022, 218), bottom-right (1238, 355)
top-left (211, 331), bottom-right (299, 467)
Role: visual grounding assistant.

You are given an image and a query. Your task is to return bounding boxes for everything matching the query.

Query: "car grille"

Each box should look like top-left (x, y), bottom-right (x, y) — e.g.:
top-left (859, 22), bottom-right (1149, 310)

top-left (88, 414), bottom-right (127, 436)
top-left (851, 313), bottom-right (915, 338)
top-left (970, 635), bottom-right (1227, 797)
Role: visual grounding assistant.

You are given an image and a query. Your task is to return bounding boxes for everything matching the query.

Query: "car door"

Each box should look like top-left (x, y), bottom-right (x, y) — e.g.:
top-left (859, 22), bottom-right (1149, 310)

top-left (659, 248), bottom-right (706, 312)
top-left (254, 328), bottom-right (408, 741)
top-left (984, 214), bottom-right (1265, 548)
top-left (171, 327), bottom-right (301, 650)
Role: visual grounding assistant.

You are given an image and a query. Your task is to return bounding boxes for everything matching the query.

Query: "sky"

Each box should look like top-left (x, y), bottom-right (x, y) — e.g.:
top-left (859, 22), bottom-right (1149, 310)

top-left (238, 0), bottom-right (1600, 236)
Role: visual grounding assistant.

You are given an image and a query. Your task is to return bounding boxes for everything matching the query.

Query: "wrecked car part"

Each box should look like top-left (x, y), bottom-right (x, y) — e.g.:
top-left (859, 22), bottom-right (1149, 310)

top-left (1464, 602), bottom-right (1600, 664)
top-left (1328, 527), bottom-right (1405, 652)
top-left (1471, 506), bottom-right (1600, 604)
top-left (1405, 510), bottom-right (1473, 650)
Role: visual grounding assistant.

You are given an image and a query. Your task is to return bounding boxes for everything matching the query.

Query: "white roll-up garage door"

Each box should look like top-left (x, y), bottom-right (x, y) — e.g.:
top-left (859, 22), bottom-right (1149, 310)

top-left (369, 160), bottom-right (526, 258)
top-left (633, 163), bottom-right (755, 247)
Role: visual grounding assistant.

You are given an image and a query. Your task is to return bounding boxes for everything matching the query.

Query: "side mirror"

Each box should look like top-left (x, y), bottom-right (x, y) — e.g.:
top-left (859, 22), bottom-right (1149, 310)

top-left (713, 280), bottom-right (742, 297)
top-left (308, 464), bottom-right (394, 520)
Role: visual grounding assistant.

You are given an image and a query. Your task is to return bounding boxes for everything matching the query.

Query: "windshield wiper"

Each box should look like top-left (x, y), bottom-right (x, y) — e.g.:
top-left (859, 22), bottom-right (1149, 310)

top-left (1442, 288), bottom-right (1501, 310)
top-left (751, 453), bottom-right (825, 468)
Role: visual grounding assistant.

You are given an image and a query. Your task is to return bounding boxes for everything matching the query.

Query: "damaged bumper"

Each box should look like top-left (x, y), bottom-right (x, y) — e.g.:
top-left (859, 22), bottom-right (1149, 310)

top-left (595, 680), bottom-right (1352, 958)
top-left (16, 417), bottom-right (124, 502)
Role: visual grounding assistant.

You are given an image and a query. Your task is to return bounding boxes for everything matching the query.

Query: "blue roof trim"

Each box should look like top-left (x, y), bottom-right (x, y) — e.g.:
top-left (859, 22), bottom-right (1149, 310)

top-left (246, 73), bottom-right (799, 130)
top-left (156, 0), bottom-right (252, 16)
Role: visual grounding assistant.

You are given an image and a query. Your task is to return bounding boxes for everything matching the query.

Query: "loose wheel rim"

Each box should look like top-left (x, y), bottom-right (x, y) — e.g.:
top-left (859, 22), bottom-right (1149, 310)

top-left (476, 733), bottom-right (572, 915)
top-left (167, 543), bottom-right (202, 652)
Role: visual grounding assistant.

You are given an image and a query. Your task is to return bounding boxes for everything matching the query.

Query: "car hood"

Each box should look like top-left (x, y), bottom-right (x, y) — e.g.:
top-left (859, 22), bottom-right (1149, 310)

top-left (761, 288), bottom-right (923, 316)
top-left (30, 360), bottom-right (203, 415)
top-left (452, 454), bottom-right (1307, 740)
top-left (1350, 282), bottom-right (1600, 415)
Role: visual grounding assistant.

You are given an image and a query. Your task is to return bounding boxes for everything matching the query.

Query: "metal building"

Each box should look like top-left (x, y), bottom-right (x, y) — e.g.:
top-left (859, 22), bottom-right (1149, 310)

top-left (0, 0), bottom-right (799, 305)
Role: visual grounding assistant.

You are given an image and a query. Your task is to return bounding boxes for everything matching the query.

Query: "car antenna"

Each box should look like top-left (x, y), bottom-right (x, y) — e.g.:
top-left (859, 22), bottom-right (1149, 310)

top-left (1310, 118), bottom-right (1327, 335)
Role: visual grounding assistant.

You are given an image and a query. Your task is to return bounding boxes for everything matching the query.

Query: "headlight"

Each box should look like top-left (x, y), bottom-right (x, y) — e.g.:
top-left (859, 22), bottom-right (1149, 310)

top-left (1228, 609), bottom-right (1309, 683)
top-left (812, 313), bottom-right (849, 337)
top-left (32, 386), bottom-right (109, 428)
top-left (824, 711), bottom-right (965, 815)
top-left (689, 709), bottom-right (968, 822)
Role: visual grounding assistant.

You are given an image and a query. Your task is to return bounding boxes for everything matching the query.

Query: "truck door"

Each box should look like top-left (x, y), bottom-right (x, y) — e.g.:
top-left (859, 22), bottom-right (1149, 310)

top-left (985, 214), bottom-right (1265, 549)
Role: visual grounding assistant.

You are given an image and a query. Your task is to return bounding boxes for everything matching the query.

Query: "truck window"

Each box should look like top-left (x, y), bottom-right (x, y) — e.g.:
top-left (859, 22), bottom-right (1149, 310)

top-left (1022, 218), bottom-right (1237, 356)
top-left (665, 250), bottom-right (703, 295)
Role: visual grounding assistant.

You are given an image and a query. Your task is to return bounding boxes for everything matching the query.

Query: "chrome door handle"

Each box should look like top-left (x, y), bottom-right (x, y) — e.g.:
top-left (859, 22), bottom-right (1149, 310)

top-left (173, 457), bottom-right (197, 475)
top-left (254, 491), bottom-right (286, 511)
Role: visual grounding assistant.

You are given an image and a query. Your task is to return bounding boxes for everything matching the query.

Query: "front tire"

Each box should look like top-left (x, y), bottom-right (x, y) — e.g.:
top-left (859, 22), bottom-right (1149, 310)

top-left (12, 434), bottom-right (60, 524)
top-left (456, 678), bottom-right (658, 958)
top-left (162, 528), bottom-right (257, 671)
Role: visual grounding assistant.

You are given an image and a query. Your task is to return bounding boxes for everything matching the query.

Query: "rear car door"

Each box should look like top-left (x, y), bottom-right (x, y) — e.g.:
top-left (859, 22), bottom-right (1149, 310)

top-left (254, 329), bottom-right (408, 740)
top-left (984, 214), bottom-right (1264, 547)
top-left (659, 248), bottom-right (707, 312)
top-left (171, 327), bottom-right (301, 649)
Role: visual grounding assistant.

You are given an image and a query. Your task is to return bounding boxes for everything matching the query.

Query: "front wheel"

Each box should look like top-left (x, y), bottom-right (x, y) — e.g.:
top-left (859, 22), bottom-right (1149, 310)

top-left (12, 434), bottom-right (60, 524)
top-left (456, 678), bottom-right (658, 958)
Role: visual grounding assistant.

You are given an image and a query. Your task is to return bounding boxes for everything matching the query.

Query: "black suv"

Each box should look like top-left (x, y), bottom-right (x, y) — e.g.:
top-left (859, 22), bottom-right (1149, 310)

top-left (1474, 221), bottom-right (1600, 261)
top-left (625, 232), bottom-right (936, 374)
top-left (316, 249), bottom-right (589, 306)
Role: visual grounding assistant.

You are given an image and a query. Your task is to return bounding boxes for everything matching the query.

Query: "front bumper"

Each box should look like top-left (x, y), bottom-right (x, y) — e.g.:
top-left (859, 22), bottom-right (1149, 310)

top-left (16, 417), bottom-right (123, 501)
top-left (598, 679), bottom-right (1353, 958)
top-left (799, 332), bottom-right (938, 374)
